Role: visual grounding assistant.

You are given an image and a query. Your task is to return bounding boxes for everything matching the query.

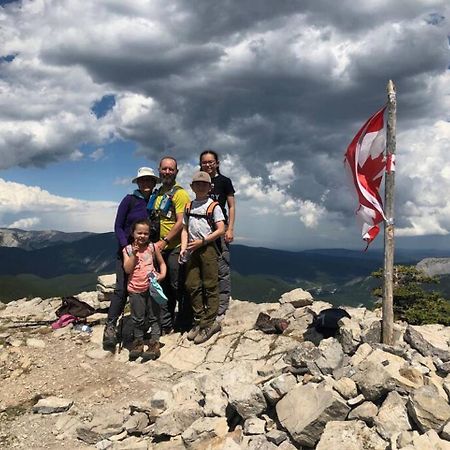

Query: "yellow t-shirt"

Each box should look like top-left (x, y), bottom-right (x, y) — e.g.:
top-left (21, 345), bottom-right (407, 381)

top-left (154, 184), bottom-right (191, 249)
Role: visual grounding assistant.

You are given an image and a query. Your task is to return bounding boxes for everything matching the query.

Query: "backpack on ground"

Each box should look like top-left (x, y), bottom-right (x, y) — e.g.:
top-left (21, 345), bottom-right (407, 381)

top-left (55, 296), bottom-right (96, 319)
top-left (311, 307), bottom-right (351, 338)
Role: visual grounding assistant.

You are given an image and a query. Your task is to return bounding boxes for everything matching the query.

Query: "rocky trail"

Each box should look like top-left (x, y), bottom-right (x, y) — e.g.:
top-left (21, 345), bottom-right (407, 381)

top-left (2, 282), bottom-right (450, 449)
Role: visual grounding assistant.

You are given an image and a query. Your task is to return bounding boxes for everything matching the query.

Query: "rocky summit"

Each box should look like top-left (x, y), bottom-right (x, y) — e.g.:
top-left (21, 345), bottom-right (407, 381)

top-left (2, 279), bottom-right (450, 449)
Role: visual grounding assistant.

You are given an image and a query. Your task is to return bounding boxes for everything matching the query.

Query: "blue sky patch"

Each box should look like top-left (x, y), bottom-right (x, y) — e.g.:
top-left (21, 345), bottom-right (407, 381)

top-left (0, 0), bottom-right (19, 6)
top-left (91, 94), bottom-right (116, 119)
top-left (0, 54), bottom-right (16, 63)
top-left (425, 13), bottom-right (445, 26)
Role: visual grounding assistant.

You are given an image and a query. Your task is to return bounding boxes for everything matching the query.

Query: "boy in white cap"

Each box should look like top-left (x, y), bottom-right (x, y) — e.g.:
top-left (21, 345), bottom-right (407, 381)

top-left (180, 171), bottom-right (225, 344)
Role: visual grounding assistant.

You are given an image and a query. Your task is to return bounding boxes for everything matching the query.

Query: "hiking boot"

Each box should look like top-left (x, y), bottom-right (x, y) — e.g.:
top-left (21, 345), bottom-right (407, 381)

top-left (194, 322), bottom-right (221, 345)
top-left (142, 340), bottom-right (161, 361)
top-left (186, 325), bottom-right (200, 341)
top-left (161, 327), bottom-right (174, 336)
top-left (129, 339), bottom-right (144, 361)
top-left (102, 322), bottom-right (117, 352)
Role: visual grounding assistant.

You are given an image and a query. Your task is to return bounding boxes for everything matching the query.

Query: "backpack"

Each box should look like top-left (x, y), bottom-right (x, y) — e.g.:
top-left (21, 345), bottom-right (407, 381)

top-left (311, 308), bottom-right (351, 338)
top-left (184, 200), bottom-right (220, 230)
top-left (147, 185), bottom-right (182, 242)
top-left (55, 296), bottom-right (96, 319)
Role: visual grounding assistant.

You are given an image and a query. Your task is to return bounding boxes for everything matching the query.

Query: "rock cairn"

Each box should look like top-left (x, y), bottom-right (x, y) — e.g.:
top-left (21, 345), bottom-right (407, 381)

top-left (2, 283), bottom-right (450, 449)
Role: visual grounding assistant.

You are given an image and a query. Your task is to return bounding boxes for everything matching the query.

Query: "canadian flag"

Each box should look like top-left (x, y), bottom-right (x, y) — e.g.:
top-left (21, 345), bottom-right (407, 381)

top-left (344, 106), bottom-right (388, 246)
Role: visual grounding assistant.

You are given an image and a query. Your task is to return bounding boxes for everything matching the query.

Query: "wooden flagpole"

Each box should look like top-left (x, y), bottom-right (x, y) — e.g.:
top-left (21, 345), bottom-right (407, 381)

top-left (382, 80), bottom-right (396, 345)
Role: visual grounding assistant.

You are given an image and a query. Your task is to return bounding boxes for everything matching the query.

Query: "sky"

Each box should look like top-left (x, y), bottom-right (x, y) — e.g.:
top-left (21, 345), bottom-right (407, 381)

top-left (0, 0), bottom-right (449, 251)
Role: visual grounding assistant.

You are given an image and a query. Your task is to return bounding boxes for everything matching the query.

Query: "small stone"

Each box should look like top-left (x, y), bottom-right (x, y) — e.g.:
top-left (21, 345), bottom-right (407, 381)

top-left (243, 417), bottom-right (266, 435)
top-left (33, 396), bottom-right (73, 414)
top-left (348, 401), bottom-right (378, 425)
top-left (333, 377), bottom-right (358, 399)
top-left (85, 349), bottom-right (110, 360)
top-left (266, 429), bottom-right (288, 445)
top-left (26, 338), bottom-right (46, 348)
top-left (124, 413), bottom-right (149, 435)
top-left (347, 394), bottom-right (365, 407)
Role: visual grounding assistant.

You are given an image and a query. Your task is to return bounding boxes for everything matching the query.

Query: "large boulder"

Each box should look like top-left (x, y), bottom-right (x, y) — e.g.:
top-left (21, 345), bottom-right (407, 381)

top-left (278, 288), bottom-right (313, 308)
top-left (404, 325), bottom-right (450, 362)
top-left (276, 382), bottom-right (350, 447)
top-left (373, 391), bottom-right (411, 439)
top-left (224, 382), bottom-right (267, 420)
top-left (153, 401), bottom-right (204, 437)
top-left (407, 385), bottom-right (450, 433)
top-left (352, 349), bottom-right (424, 401)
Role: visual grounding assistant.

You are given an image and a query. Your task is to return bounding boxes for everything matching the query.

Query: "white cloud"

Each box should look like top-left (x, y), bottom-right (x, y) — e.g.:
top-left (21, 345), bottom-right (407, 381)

top-left (8, 217), bottom-right (41, 230)
top-left (0, 178), bottom-right (117, 233)
top-left (0, 0), bottom-right (449, 248)
top-left (89, 147), bottom-right (105, 161)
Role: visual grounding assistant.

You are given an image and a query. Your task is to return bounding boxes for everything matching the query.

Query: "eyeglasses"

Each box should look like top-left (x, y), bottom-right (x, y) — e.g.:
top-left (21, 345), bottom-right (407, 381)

top-left (201, 160), bottom-right (216, 166)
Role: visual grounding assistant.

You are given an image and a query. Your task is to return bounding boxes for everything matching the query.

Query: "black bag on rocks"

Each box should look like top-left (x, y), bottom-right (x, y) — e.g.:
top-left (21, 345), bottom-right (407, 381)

top-left (55, 296), bottom-right (96, 318)
top-left (311, 307), bottom-right (351, 338)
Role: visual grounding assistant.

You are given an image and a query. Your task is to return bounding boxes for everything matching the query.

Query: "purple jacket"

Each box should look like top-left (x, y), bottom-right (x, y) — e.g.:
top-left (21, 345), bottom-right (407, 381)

top-left (114, 194), bottom-right (149, 249)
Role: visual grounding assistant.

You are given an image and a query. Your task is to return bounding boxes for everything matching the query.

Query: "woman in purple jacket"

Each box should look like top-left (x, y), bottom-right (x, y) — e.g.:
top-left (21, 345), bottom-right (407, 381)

top-left (103, 167), bottom-right (160, 352)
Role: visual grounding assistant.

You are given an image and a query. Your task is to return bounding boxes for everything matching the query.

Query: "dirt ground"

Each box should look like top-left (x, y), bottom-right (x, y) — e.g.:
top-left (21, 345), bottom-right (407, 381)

top-left (0, 324), bottom-right (173, 449)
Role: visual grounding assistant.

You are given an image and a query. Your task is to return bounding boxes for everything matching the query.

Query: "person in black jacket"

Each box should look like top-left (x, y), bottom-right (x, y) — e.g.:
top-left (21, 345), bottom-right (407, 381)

top-left (199, 149), bottom-right (236, 319)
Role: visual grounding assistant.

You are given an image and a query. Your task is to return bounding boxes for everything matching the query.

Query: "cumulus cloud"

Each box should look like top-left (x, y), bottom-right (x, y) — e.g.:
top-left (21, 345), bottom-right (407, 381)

top-left (8, 217), bottom-right (41, 230)
top-left (89, 147), bottom-right (105, 161)
top-left (0, 0), bottom-right (449, 246)
top-left (0, 178), bottom-right (117, 233)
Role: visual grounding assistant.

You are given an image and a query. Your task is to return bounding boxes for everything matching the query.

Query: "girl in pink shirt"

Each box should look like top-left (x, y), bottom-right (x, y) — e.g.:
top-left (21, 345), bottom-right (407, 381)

top-left (123, 219), bottom-right (166, 361)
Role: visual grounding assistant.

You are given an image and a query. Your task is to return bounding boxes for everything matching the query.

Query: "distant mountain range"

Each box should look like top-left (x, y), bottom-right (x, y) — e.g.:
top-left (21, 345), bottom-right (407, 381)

top-left (0, 228), bottom-right (93, 251)
top-left (1, 228), bottom-right (450, 304)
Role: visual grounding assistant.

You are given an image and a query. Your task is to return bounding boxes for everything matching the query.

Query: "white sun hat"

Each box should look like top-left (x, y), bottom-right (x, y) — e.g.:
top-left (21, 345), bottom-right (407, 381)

top-left (132, 167), bottom-right (160, 184)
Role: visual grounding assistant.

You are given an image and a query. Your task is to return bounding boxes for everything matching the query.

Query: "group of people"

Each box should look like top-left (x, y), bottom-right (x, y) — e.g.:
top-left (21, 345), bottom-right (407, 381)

top-left (102, 151), bottom-right (236, 361)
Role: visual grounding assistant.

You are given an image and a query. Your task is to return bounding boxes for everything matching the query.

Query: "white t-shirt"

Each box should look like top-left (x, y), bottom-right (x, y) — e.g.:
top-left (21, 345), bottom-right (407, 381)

top-left (183, 198), bottom-right (225, 242)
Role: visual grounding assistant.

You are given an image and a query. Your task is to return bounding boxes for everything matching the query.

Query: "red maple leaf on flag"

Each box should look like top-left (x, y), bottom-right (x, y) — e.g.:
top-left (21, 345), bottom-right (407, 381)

top-left (344, 106), bottom-right (387, 246)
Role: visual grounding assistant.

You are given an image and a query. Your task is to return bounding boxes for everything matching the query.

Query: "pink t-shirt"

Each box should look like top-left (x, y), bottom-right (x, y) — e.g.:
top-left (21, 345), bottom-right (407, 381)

top-left (124, 245), bottom-right (155, 293)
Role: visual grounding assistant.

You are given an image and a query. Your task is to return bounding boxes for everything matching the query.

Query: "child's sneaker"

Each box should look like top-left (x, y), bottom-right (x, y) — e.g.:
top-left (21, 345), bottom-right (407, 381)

top-left (187, 325), bottom-right (200, 341)
top-left (142, 340), bottom-right (161, 361)
top-left (194, 322), bottom-right (221, 345)
top-left (129, 339), bottom-right (144, 361)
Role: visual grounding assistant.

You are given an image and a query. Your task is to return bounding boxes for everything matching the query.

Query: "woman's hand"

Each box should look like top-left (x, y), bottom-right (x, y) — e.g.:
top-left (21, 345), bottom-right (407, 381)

top-left (225, 228), bottom-right (234, 243)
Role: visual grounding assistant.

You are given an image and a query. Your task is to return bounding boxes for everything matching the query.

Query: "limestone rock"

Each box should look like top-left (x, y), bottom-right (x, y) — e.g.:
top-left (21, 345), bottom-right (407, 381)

top-left (33, 396), bottom-right (73, 414)
top-left (279, 288), bottom-right (313, 308)
top-left (276, 382), bottom-right (350, 447)
top-left (243, 417), bottom-right (266, 435)
top-left (333, 377), bottom-right (358, 399)
top-left (262, 373), bottom-right (297, 405)
top-left (225, 382), bottom-right (267, 420)
top-left (404, 325), bottom-right (450, 362)
top-left (373, 391), bottom-right (411, 439)
top-left (316, 420), bottom-right (388, 450)
top-left (266, 429), bottom-right (288, 445)
top-left (181, 417), bottom-right (228, 448)
top-left (352, 349), bottom-right (424, 401)
top-left (316, 338), bottom-right (344, 375)
top-left (124, 413), bottom-right (149, 435)
top-left (401, 429), bottom-right (450, 450)
top-left (407, 385), bottom-right (450, 432)
top-left (153, 401), bottom-right (204, 437)
top-left (347, 401), bottom-right (378, 425)
top-left (338, 317), bottom-right (361, 354)
top-left (26, 338), bottom-right (46, 348)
